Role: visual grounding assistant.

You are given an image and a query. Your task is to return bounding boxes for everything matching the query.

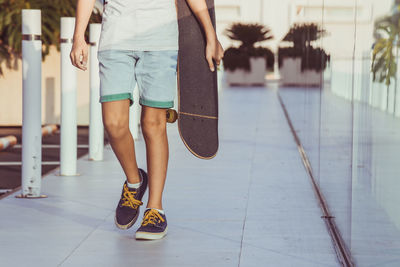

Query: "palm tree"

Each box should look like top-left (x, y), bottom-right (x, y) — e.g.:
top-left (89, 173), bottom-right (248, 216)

top-left (371, 3), bottom-right (400, 110)
top-left (0, 0), bottom-right (101, 75)
top-left (372, 22), bottom-right (398, 87)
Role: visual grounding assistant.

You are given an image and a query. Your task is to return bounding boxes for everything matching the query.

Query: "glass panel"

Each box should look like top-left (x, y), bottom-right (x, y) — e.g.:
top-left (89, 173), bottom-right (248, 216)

top-left (318, 0), bottom-right (355, 248)
top-left (350, 0), bottom-right (400, 265)
top-left (220, 0), bottom-right (400, 264)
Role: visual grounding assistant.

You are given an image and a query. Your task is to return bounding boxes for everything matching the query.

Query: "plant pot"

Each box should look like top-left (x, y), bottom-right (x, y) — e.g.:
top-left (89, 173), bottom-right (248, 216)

top-left (225, 57), bottom-right (266, 86)
top-left (279, 57), bottom-right (322, 86)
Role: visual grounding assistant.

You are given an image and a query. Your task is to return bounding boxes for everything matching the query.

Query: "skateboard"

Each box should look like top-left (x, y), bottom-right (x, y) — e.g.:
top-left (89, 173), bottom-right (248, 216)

top-left (174, 0), bottom-right (219, 159)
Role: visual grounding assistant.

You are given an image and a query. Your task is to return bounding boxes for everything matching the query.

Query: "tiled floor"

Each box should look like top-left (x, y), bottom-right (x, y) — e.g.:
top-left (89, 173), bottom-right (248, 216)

top-left (0, 86), bottom-right (338, 267)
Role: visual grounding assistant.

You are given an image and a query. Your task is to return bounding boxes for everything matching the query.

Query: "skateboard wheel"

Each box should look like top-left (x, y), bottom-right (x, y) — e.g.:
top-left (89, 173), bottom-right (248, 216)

top-left (166, 109), bottom-right (178, 123)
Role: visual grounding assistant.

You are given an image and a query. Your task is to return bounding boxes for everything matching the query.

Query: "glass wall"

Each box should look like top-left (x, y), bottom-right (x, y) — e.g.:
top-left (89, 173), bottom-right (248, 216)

top-left (277, 0), bottom-right (400, 265)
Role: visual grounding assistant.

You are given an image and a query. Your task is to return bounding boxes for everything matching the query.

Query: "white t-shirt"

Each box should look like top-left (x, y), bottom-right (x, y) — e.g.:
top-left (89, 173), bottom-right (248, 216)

top-left (98, 0), bottom-right (179, 51)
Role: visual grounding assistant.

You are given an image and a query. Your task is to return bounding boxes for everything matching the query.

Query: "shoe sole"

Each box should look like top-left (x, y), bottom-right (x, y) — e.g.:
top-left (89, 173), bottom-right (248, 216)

top-left (135, 226), bottom-right (168, 240)
top-left (114, 207), bottom-right (140, 230)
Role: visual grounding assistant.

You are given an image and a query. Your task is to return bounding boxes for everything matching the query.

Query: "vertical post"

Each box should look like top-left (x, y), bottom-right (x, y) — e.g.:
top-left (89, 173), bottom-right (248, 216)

top-left (19, 9), bottom-right (46, 198)
top-left (60, 17), bottom-right (78, 176)
top-left (129, 86), bottom-right (141, 140)
top-left (217, 62), bottom-right (224, 92)
top-left (393, 36), bottom-right (399, 116)
top-left (89, 23), bottom-right (104, 160)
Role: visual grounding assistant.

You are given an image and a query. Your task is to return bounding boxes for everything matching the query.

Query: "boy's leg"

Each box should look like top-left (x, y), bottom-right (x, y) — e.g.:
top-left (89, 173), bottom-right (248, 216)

top-left (134, 50), bottom-right (176, 239)
top-left (140, 106), bottom-right (169, 210)
top-left (101, 99), bottom-right (140, 184)
top-left (98, 49), bottom-right (141, 184)
top-left (98, 50), bottom-right (148, 230)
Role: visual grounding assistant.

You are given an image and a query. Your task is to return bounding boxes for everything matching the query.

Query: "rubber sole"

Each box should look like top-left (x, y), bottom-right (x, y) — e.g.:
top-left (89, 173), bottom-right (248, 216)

top-left (135, 226), bottom-right (168, 240)
top-left (114, 208), bottom-right (140, 230)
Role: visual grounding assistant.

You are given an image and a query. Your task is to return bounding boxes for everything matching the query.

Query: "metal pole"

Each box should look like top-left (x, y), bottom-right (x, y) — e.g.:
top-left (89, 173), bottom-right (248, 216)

top-left (217, 65), bottom-right (223, 92)
top-left (60, 17), bottom-right (78, 176)
top-left (19, 9), bottom-right (46, 198)
top-left (129, 86), bottom-right (141, 140)
top-left (89, 23), bottom-right (104, 160)
top-left (393, 35), bottom-right (399, 115)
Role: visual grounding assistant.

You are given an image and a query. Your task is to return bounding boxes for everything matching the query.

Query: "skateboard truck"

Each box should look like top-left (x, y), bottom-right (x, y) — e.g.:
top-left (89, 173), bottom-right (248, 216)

top-left (166, 109), bottom-right (178, 123)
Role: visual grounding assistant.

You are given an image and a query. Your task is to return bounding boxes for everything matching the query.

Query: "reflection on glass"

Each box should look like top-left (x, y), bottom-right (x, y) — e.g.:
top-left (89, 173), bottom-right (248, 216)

top-left (277, 0), bottom-right (400, 265)
top-left (350, 0), bottom-right (400, 265)
top-left (216, 0), bottom-right (400, 264)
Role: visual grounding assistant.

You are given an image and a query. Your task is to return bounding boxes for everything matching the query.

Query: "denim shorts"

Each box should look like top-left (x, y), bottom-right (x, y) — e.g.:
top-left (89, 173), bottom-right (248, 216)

top-left (97, 50), bottom-right (178, 108)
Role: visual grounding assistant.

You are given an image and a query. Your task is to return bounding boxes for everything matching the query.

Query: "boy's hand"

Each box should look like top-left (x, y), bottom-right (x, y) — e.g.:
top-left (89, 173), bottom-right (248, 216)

top-left (206, 39), bottom-right (224, 72)
top-left (70, 37), bottom-right (88, 71)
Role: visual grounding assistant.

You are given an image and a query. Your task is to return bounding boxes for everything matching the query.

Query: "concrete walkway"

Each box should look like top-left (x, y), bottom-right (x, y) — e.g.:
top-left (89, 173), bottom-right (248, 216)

top-left (0, 86), bottom-right (338, 267)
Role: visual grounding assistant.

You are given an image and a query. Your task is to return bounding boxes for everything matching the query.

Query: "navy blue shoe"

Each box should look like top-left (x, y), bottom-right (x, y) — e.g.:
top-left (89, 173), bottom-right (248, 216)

top-left (135, 208), bottom-right (168, 240)
top-left (114, 169), bottom-right (148, 230)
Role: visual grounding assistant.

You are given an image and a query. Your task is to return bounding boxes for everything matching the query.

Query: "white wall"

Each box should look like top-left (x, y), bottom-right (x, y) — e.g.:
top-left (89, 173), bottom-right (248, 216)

top-left (0, 46), bottom-right (90, 126)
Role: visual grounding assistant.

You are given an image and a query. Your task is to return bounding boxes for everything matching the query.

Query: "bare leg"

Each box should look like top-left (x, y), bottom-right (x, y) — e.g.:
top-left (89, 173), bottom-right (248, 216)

top-left (102, 99), bottom-right (140, 184)
top-left (141, 106), bottom-right (168, 210)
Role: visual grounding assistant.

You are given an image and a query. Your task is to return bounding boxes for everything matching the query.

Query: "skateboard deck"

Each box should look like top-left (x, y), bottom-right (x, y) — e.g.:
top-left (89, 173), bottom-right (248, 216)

top-left (176, 0), bottom-right (219, 159)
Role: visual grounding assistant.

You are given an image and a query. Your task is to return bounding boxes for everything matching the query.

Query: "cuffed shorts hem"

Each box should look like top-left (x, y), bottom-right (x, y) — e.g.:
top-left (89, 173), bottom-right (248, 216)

top-left (139, 98), bottom-right (174, 108)
top-left (100, 93), bottom-right (134, 107)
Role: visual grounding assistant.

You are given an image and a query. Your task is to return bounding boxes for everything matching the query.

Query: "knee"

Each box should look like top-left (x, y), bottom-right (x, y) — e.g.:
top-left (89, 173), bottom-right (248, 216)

top-left (103, 117), bottom-right (129, 140)
top-left (141, 116), bottom-right (166, 138)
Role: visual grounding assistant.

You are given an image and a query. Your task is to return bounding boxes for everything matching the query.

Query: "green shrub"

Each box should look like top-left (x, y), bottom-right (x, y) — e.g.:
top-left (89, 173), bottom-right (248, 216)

top-left (223, 47), bottom-right (250, 71)
top-left (251, 47), bottom-right (275, 70)
top-left (278, 23), bottom-right (329, 72)
top-left (223, 23), bottom-right (275, 72)
top-left (224, 46), bottom-right (275, 72)
top-left (278, 46), bottom-right (330, 72)
top-left (371, 3), bottom-right (400, 88)
top-left (282, 23), bottom-right (326, 51)
top-left (225, 23), bottom-right (273, 50)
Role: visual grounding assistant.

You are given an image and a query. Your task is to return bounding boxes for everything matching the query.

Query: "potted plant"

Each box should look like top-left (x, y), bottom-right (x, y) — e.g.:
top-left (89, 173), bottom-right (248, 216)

top-left (223, 23), bottom-right (274, 86)
top-left (278, 23), bottom-right (329, 86)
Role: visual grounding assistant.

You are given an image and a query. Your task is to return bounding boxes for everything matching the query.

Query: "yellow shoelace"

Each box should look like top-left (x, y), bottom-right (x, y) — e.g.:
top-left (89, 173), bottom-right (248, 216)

top-left (142, 209), bottom-right (165, 226)
top-left (121, 184), bottom-right (143, 209)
